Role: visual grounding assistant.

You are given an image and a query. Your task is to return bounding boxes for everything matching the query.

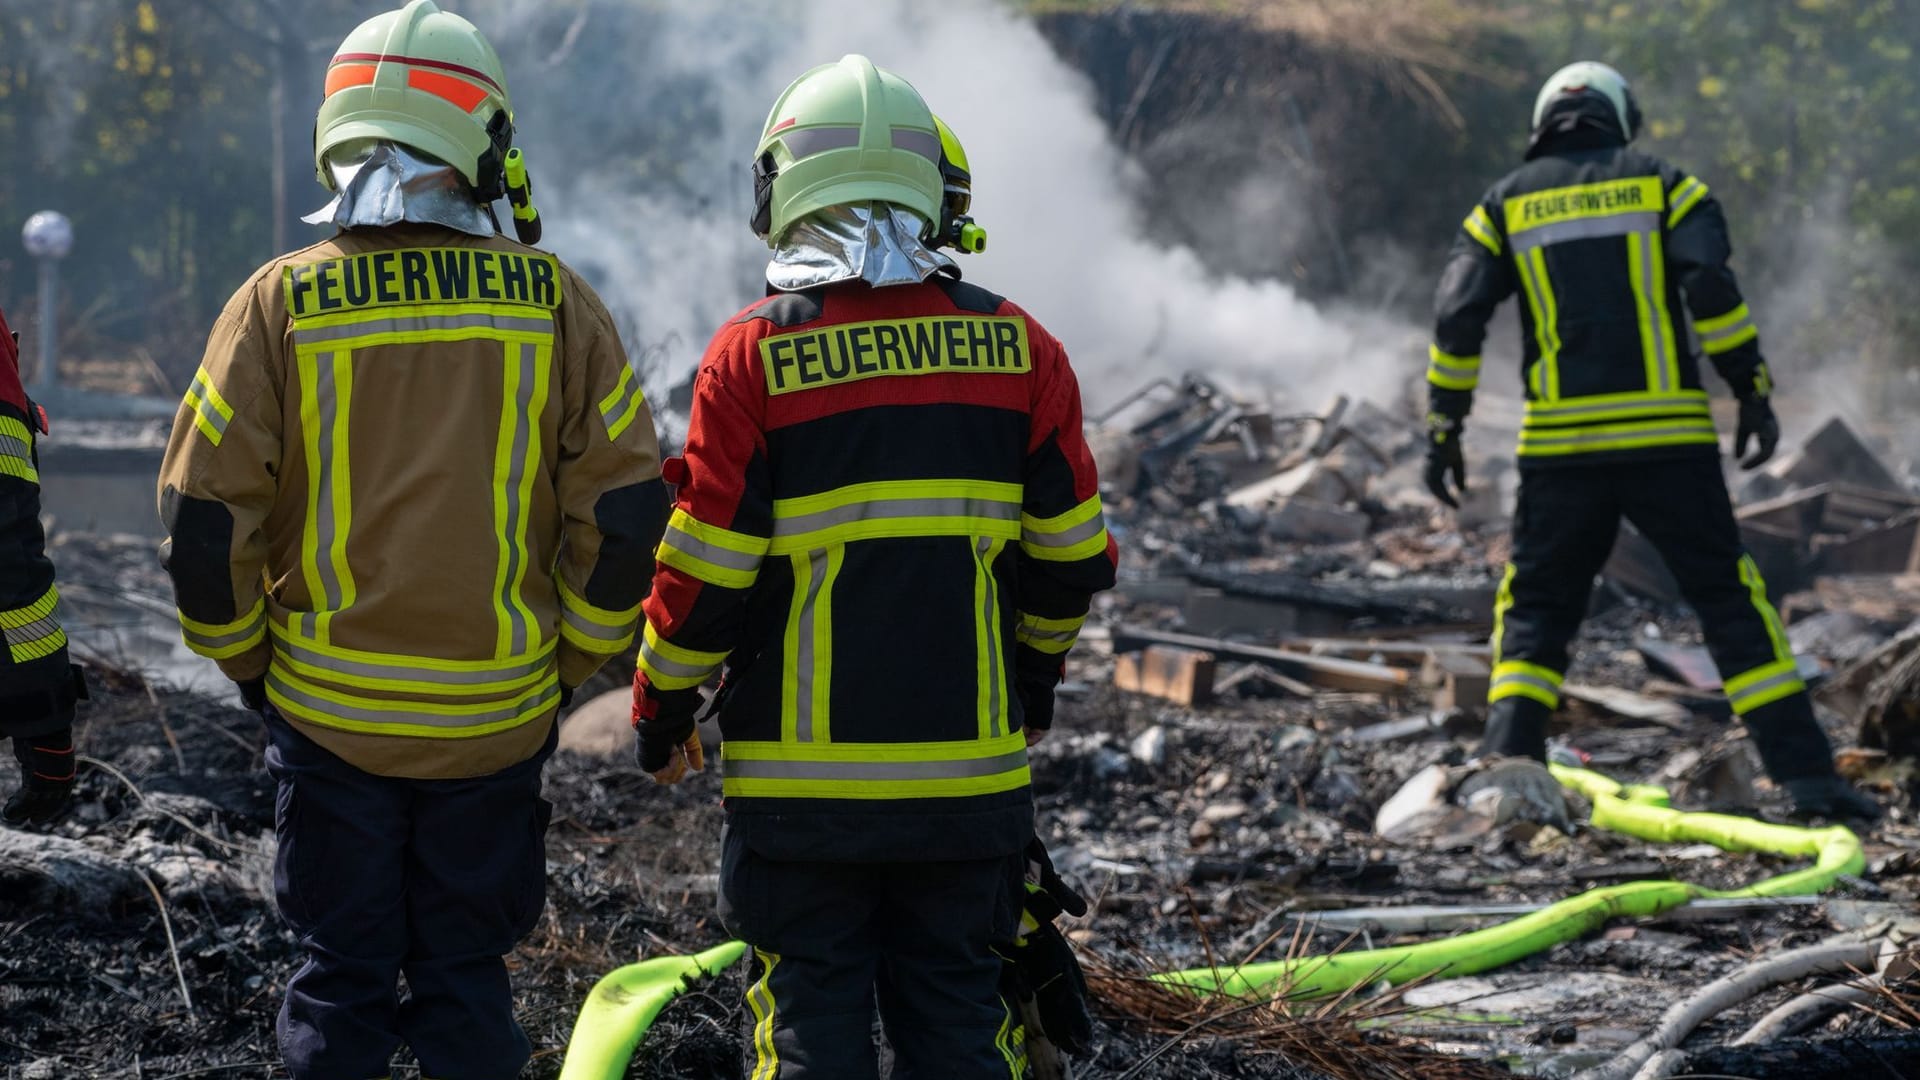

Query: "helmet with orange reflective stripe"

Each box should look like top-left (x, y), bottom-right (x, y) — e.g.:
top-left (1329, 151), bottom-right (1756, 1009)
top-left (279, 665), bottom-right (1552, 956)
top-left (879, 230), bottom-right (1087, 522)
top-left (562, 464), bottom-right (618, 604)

top-left (315, 0), bottom-right (515, 198)
top-left (750, 54), bottom-right (944, 245)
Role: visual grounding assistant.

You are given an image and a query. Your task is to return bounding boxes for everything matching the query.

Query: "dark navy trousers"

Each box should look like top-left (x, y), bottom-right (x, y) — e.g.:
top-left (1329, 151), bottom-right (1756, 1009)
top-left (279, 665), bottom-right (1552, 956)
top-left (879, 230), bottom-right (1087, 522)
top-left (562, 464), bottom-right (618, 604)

top-left (264, 712), bottom-right (554, 1080)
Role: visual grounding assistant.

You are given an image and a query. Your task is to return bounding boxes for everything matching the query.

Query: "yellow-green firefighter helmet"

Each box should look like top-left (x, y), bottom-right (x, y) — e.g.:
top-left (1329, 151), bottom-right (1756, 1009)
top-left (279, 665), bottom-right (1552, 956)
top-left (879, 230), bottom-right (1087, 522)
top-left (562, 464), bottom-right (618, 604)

top-left (750, 54), bottom-right (944, 244)
top-left (932, 115), bottom-right (986, 254)
top-left (314, 0), bottom-right (515, 194)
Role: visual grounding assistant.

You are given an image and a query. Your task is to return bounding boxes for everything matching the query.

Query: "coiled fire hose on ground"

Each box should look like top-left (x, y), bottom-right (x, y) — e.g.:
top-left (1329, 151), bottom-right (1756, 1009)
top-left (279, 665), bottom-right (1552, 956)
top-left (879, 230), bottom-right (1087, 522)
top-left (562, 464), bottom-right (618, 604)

top-left (557, 766), bottom-right (1863, 1074)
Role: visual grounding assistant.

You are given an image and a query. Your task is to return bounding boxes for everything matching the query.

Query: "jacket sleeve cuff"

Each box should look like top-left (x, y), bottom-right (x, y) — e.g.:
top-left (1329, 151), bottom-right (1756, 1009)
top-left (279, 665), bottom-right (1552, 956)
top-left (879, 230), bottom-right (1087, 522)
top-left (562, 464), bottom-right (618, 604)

top-left (213, 644), bottom-right (271, 684)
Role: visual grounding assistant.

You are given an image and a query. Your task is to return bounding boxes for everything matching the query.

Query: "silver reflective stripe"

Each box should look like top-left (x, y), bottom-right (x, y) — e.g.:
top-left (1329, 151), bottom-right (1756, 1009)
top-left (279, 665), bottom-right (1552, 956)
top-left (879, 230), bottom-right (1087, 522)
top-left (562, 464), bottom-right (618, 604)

top-left (1527, 395), bottom-right (1709, 420)
top-left (1510, 211), bottom-right (1662, 251)
top-left (1638, 230), bottom-right (1672, 391)
top-left (0, 432), bottom-right (31, 461)
top-left (1700, 315), bottom-right (1755, 346)
top-left (308, 352), bottom-right (345, 635)
top-left (1019, 625), bottom-right (1078, 646)
top-left (294, 312), bottom-right (552, 345)
top-left (638, 637), bottom-right (713, 681)
top-left (1492, 671), bottom-right (1561, 699)
top-left (1521, 423), bottom-right (1713, 448)
top-left (1728, 670), bottom-right (1802, 713)
top-left (268, 670), bottom-right (559, 728)
top-left (979, 537), bottom-right (1002, 738)
top-left (724, 748), bottom-right (1030, 783)
top-left (498, 343), bottom-right (534, 655)
top-left (781, 126), bottom-right (862, 159)
top-left (562, 607), bottom-right (630, 645)
top-left (190, 391), bottom-right (232, 441)
top-left (794, 549), bottom-right (829, 743)
top-left (892, 128), bottom-right (942, 162)
top-left (664, 524), bottom-right (763, 573)
top-left (1517, 249), bottom-right (1557, 383)
top-left (774, 497), bottom-right (1020, 539)
top-left (4, 614), bottom-right (60, 647)
top-left (1023, 511), bottom-right (1106, 550)
top-left (184, 619), bottom-right (262, 651)
top-left (276, 637), bottom-right (548, 686)
top-left (599, 374), bottom-right (643, 426)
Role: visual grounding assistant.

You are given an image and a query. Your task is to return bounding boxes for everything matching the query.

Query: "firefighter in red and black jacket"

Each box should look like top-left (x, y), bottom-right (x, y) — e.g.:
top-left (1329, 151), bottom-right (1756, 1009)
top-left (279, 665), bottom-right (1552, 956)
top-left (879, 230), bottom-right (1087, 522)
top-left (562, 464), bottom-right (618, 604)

top-left (633, 56), bottom-right (1116, 1078)
top-left (0, 305), bottom-right (85, 826)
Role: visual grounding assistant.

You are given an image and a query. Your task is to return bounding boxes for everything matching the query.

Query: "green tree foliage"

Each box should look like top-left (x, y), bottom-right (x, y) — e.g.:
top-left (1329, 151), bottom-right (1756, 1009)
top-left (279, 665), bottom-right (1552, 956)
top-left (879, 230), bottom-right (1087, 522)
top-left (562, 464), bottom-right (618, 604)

top-left (1527, 0), bottom-right (1920, 388)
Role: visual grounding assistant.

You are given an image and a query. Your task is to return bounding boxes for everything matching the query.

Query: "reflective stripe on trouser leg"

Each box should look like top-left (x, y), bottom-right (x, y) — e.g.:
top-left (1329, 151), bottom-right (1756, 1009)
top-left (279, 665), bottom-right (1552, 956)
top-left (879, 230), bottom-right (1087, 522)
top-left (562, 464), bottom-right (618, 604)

top-left (747, 948), bottom-right (781, 1080)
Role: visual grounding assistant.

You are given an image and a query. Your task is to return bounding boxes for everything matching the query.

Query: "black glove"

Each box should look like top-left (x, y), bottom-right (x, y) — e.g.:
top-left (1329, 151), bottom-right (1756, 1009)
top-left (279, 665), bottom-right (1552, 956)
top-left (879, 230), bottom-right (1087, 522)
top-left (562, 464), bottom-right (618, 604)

top-left (1735, 396), bottom-right (1779, 470)
top-left (1424, 414), bottom-right (1467, 509)
top-left (634, 712), bottom-right (698, 774)
top-left (1004, 837), bottom-right (1094, 1056)
top-left (1017, 676), bottom-right (1056, 737)
top-left (236, 676), bottom-right (268, 714)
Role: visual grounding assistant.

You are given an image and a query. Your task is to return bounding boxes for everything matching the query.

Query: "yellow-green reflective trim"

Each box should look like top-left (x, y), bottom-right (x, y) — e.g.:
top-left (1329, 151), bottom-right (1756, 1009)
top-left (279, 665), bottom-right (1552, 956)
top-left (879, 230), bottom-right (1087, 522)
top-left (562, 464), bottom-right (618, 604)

top-left (265, 667), bottom-right (558, 739)
top-left (1491, 564), bottom-right (1516, 671)
top-left (270, 617), bottom-right (556, 674)
top-left (1427, 344), bottom-right (1482, 391)
top-left (0, 415), bottom-right (36, 481)
top-left (658, 509), bottom-right (766, 589)
top-left (1016, 611), bottom-right (1084, 656)
top-left (185, 367), bottom-right (234, 446)
top-left (598, 365), bottom-right (647, 442)
top-left (3, 586), bottom-right (66, 662)
top-left (1517, 418), bottom-right (1719, 456)
top-left (1020, 494), bottom-right (1108, 563)
top-left (748, 949), bottom-right (780, 1080)
top-left (776, 478), bottom-right (1022, 517)
top-left (1516, 247), bottom-right (1561, 401)
top-left (658, 543), bottom-right (761, 590)
top-left (1489, 659), bottom-right (1563, 707)
top-left (557, 576), bottom-right (641, 653)
top-left (1738, 555), bottom-right (1794, 663)
top-left (637, 622), bottom-right (724, 691)
top-left (1667, 177), bottom-right (1710, 228)
top-left (1524, 390), bottom-right (1711, 418)
top-left (771, 479), bottom-right (1023, 552)
top-left (1463, 206), bottom-right (1501, 256)
top-left (1694, 303), bottom-right (1751, 335)
top-left (180, 597), bottom-right (267, 660)
top-left (721, 733), bottom-right (1032, 800)
top-left (289, 302), bottom-right (556, 348)
top-left (1, 584), bottom-right (60, 627)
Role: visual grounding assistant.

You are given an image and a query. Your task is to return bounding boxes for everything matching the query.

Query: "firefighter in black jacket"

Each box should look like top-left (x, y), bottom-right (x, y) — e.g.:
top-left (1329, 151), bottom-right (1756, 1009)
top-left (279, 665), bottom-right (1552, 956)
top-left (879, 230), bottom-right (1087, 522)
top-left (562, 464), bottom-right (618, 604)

top-left (0, 306), bottom-right (84, 826)
top-left (1426, 62), bottom-right (1879, 822)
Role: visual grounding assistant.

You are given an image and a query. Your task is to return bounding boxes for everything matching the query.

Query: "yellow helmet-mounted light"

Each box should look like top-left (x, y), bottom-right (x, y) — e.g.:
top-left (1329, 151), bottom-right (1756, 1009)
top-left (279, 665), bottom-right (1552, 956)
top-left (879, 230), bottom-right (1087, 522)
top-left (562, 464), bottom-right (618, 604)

top-left (931, 115), bottom-right (987, 254)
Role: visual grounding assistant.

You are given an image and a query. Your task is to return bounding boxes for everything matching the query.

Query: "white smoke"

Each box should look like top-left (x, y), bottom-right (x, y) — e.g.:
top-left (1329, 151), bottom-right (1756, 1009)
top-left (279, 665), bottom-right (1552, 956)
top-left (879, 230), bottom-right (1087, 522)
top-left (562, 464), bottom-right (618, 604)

top-left (483, 0), bottom-right (1421, 411)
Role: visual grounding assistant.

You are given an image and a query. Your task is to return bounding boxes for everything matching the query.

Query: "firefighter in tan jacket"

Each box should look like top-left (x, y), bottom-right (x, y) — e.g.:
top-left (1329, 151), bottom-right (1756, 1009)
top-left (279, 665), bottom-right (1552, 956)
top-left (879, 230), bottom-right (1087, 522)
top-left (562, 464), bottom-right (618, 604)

top-left (156, 5), bottom-right (666, 1077)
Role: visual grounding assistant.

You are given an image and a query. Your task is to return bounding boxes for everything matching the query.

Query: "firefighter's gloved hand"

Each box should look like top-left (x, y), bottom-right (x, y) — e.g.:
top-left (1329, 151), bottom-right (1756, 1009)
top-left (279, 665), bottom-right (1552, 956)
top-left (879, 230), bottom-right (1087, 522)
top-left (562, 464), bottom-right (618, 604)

top-left (1018, 676), bottom-right (1055, 747)
top-left (1004, 836), bottom-right (1093, 1056)
top-left (1784, 775), bottom-right (1883, 824)
top-left (635, 714), bottom-right (704, 785)
top-left (1454, 755), bottom-right (1573, 834)
top-left (235, 676), bottom-right (268, 714)
top-left (1424, 414), bottom-right (1468, 509)
top-left (1735, 396), bottom-right (1780, 470)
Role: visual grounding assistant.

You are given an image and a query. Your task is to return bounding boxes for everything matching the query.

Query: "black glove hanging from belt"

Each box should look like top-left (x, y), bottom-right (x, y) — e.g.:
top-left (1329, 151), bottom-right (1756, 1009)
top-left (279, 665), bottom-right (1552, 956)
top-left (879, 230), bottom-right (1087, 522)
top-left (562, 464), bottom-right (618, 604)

top-left (1000, 836), bottom-right (1094, 1076)
top-left (1424, 413), bottom-right (1468, 509)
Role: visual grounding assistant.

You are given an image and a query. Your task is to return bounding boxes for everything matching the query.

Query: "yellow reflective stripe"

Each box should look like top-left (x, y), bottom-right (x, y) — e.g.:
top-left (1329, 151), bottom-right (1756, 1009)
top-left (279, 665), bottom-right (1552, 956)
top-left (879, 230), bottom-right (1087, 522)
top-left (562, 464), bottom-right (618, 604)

top-left (1523, 391), bottom-right (1713, 428)
top-left (179, 597), bottom-right (267, 660)
top-left (1697, 303), bottom-right (1759, 355)
top-left (1628, 230), bottom-right (1679, 393)
top-left (1016, 611), bottom-right (1084, 656)
top-left (1516, 248), bottom-right (1560, 401)
top-left (974, 537), bottom-right (1008, 739)
top-left (1491, 564), bottom-right (1516, 671)
top-left (0, 416), bottom-right (36, 484)
top-left (1648, 230), bottom-right (1680, 391)
top-left (748, 949), bottom-right (780, 1080)
top-left (597, 364), bottom-right (647, 442)
top-left (1020, 494), bottom-right (1109, 562)
top-left (1667, 177), bottom-right (1710, 228)
top-left (293, 349), bottom-right (356, 643)
top-left (184, 367), bottom-right (234, 446)
top-left (1724, 658), bottom-right (1805, 714)
top-left (1463, 205), bottom-right (1501, 255)
top-left (1738, 554), bottom-right (1794, 663)
top-left (809, 546), bottom-right (843, 741)
top-left (1518, 418), bottom-right (1719, 456)
top-left (720, 732), bottom-right (1032, 800)
top-left (270, 616), bottom-right (556, 674)
top-left (769, 478), bottom-right (1023, 553)
top-left (557, 576), bottom-right (638, 654)
top-left (289, 302), bottom-right (555, 347)
top-left (994, 992), bottom-right (1025, 1078)
top-left (637, 622), bottom-right (725, 691)
top-left (658, 509), bottom-right (766, 589)
top-left (265, 665), bottom-right (559, 739)
top-left (1427, 344), bottom-right (1482, 391)
top-left (326, 352), bottom-right (357, 635)
top-left (3, 584), bottom-right (65, 662)
top-left (1489, 659), bottom-right (1563, 708)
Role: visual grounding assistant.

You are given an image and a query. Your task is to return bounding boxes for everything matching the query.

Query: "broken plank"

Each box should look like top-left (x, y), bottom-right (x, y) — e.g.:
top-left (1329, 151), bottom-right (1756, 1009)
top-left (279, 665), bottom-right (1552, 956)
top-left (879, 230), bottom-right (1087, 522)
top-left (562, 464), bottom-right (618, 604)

top-left (1561, 683), bottom-right (1690, 728)
top-left (1111, 625), bottom-right (1409, 693)
top-left (1114, 645), bottom-right (1216, 706)
top-left (1290, 638), bottom-right (1493, 663)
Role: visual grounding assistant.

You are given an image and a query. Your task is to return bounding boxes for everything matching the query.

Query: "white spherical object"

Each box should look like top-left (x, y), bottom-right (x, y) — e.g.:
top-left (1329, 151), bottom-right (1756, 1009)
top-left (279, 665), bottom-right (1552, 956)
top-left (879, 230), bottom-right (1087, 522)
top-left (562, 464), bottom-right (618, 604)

top-left (22, 211), bottom-right (73, 259)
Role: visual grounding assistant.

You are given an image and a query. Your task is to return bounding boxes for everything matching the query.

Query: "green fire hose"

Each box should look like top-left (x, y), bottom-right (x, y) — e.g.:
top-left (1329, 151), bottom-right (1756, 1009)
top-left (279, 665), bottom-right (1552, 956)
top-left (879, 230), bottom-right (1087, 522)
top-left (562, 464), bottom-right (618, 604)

top-left (1154, 765), bottom-right (1863, 998)
top-left (557, 767), bottom-right (1863, 1070)
top-left (556, 940), bottom-right (748, 1080)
